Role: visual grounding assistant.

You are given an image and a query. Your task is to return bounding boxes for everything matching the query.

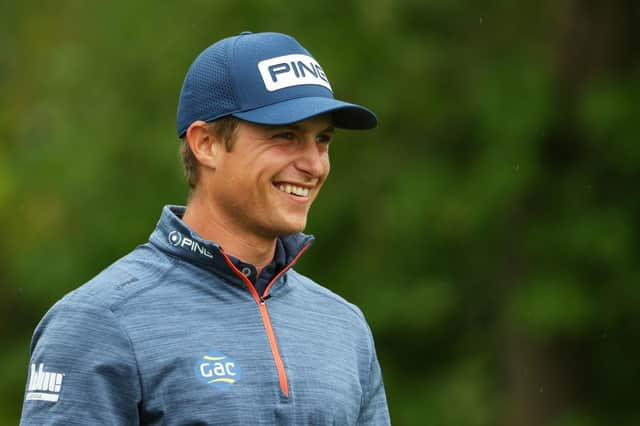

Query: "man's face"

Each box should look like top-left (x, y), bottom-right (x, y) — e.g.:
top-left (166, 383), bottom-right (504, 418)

top-left (209, 114), bottom-right (333, 240)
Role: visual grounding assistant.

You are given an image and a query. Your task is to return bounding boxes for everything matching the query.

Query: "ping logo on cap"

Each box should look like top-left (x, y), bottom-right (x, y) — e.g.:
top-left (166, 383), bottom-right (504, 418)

top-left (258, 54), bottom-right (332, 92)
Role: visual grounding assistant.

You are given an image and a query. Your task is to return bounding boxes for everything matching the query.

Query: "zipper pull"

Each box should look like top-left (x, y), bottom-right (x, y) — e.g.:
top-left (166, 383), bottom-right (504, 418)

top-left (259, 294), bottom-right (271, 304)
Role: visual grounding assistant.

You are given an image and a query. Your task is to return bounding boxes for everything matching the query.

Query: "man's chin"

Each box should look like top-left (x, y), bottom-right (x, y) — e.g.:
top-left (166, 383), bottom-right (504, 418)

top-left (272, 216), bottom-right (308, 237)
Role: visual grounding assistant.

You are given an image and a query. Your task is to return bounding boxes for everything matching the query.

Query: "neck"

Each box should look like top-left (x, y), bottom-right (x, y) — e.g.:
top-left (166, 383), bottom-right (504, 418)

top-left (182, 191), bottom-right (276, 272)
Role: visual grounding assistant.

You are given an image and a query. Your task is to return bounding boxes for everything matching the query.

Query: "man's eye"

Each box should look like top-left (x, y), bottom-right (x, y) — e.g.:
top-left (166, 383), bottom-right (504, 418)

top-left (317, 134), bottom-right (333, 144)
top-left (274, 132), bottom-right (295, 140)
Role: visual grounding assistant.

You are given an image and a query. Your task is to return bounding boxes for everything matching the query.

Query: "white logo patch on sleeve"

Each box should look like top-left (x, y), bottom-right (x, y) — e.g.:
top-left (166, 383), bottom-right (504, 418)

top-left (25, 363), bottom-right (64, 402)
top-left (258, 54), bottom-right (333, 92)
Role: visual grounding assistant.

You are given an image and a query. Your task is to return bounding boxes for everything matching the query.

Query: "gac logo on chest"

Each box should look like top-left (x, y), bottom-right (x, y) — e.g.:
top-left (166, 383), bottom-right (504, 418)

top-left (194, 352), bottom-right (242, 391)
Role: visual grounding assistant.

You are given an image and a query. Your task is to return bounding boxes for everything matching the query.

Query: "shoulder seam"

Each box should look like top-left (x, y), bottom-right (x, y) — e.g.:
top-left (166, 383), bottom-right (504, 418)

top-left (359, 315), bottom-right (375, 416)
top-left (108, 254), bottom-right (182, 312)
top-left (104, 306), bottom-right (144, 404)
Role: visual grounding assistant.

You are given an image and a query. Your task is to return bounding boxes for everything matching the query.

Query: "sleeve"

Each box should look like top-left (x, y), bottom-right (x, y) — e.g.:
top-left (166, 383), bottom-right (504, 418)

top-left (357, 321), bottom-right (391, 426)
top-left (20, 299), bottom-right (142, 426)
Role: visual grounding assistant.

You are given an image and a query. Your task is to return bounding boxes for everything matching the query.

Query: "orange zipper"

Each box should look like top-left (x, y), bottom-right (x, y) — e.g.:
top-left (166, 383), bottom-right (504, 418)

top-left (220, 243), bottom-right (311, 397)
top-left (258, 300), bottom-right (289, 396)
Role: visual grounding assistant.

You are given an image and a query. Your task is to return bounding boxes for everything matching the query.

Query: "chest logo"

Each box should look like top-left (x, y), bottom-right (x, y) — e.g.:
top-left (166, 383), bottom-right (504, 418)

top-left (194, 352), bottom-right (242, 391)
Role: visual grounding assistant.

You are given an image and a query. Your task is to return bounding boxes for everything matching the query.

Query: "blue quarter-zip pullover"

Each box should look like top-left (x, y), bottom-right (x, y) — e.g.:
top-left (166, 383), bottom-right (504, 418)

top-left (20, 205), bottom-right (390, 425)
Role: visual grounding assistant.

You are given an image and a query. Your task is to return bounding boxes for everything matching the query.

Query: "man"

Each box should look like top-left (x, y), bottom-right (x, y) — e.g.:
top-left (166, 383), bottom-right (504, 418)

top-left (20, 31), bottom-right (390, 425)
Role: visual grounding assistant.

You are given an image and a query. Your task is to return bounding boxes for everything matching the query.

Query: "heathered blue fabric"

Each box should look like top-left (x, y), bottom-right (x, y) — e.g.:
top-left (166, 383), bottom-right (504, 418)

top-left (20, 205), bottom-right (390, 425)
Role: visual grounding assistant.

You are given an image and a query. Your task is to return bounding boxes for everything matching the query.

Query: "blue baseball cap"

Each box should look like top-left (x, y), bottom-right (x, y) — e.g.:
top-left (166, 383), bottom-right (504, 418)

top-left (176, 31), bottom-right (377, 137)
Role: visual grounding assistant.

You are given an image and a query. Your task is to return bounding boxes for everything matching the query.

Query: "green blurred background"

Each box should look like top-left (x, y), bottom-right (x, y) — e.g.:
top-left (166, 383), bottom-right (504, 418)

top-left (1, 1), bottom-right (639, 425)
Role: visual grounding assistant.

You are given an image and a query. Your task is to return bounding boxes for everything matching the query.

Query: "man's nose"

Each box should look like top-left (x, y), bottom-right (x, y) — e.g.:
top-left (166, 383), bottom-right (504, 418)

top-left (295, 138), bottom-right (329, 178)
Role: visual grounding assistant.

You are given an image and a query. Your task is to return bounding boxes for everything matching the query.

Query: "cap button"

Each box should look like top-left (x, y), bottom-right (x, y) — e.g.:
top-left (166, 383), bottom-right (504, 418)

top-left (239, 31), bottom-right (252, 35)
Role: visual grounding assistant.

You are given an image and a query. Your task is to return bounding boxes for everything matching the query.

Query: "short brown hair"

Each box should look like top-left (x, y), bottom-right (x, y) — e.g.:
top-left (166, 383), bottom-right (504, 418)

top-left (180, 116), bottom-right (240, 189)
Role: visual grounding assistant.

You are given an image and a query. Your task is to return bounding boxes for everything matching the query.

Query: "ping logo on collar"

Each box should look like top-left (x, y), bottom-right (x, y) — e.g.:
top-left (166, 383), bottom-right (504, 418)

top-left (258, 54), bottom-right (332, 92)
top-left (168, 230), bottom-right (213, 259)
top-left (25, 363), bottom-right (64, 402)
top-left (194, 352), bottom-right (242, 391)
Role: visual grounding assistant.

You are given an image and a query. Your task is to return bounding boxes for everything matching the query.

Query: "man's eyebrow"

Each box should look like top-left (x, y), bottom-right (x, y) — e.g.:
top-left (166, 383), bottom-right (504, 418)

top-left (281, 124), bottom-right (334, 133)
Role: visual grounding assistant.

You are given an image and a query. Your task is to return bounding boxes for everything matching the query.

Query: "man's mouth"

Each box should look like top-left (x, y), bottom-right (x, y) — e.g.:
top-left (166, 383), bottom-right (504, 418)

top-left (274, 183), bottom-right (310, 197)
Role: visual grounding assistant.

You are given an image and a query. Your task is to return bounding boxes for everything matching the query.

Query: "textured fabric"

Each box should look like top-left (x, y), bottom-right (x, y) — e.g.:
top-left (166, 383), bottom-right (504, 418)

top-left (20, 205), bottom-right (390, 425)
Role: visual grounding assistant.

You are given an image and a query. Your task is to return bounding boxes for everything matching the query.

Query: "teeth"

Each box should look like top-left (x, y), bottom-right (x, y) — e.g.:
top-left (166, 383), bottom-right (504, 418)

top-left (277, 184), bottom-right (310, 197)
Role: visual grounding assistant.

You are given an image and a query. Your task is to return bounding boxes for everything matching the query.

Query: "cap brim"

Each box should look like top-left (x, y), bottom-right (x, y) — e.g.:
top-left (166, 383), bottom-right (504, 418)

top-left (232, 97), bottom-right (377, 130)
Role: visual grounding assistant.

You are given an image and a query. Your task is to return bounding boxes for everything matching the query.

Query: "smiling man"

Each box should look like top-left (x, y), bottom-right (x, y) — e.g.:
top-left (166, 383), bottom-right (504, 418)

top-left (182, 115), bottom-right (333, 273)
top-left (20, 32), bottom-right (390, 425)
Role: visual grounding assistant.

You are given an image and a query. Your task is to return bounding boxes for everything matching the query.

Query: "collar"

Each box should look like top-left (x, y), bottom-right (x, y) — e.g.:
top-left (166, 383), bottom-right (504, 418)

top-left (230, 238), bottom-right (287, 284)
top-left (148, 205), bottom-right (314, 288)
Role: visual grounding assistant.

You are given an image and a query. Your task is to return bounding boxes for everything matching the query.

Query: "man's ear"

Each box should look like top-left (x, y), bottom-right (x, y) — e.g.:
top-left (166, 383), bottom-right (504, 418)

top-left (185, 120), bottom-right (219, 170)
